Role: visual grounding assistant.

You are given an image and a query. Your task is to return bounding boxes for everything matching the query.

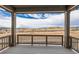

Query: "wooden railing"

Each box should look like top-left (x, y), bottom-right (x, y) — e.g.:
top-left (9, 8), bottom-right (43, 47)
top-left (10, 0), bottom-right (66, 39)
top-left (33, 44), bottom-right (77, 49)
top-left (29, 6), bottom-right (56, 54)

top-left (70, 36), bottom-right (79, 53)
top-left (17, 34), bottom-right (63, 46)
top-left (0, 34), bottom-right (63, 51)
top-left (0, 35), bottom-right (11, 51)
top-left (0, 34), bottom-right (79, 53)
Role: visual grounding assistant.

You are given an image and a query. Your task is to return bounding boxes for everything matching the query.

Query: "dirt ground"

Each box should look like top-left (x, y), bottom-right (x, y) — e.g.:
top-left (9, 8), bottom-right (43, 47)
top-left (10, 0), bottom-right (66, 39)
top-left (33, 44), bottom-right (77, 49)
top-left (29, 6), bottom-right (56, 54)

top-left (0, 30), bottom-right (79, 38)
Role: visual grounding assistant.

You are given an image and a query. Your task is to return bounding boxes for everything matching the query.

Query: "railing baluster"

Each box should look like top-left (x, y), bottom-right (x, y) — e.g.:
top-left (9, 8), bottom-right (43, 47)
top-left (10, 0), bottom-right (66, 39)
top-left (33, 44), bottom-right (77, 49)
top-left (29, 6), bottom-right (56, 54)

top-left (62, 35), bottom-right (63, 46)
top-left (6, 37), bottom-right (8, 47)
top-left (31, 35), bottom-right (33, 46)
top-left (46, 35), bottom-right (47, 46)
top-left (5, 37), bottom-right (7, 48)
top-left (77, 39), bottom-right (78, 52)
top-left (4, 38), bottom-right (5, 48)
top-left (3, 38), bottom-right (5, 48)
top-left (2, 38), bottom-right (3, 49)
top-left (7, 37), bottom-right (8, 47)
top-left (78, 40), bottom-right (79, 53)
top-left (0, 38), bottom-right (2, 50)
top-left (17, 35), bottom-right (19, 44)
top-left (6, 37), bottom-right (7, 47)
top-left (3, 38), bottom-right (5, 49)
top-left (21, 37), bottom-right (23, 44)
top-left (5, 37), bottom-right (7, 47)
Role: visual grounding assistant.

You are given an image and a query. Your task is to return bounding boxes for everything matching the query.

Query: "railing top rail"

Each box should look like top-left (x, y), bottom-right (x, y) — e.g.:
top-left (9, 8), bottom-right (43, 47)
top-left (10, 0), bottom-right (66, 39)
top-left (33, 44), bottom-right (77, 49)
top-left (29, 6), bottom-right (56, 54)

top-left (17, 34), bottom-right (63, 37)
top-left (0, 35), bottom-right (11, 39)
top-left (70, 36), bottom-right (79, 40)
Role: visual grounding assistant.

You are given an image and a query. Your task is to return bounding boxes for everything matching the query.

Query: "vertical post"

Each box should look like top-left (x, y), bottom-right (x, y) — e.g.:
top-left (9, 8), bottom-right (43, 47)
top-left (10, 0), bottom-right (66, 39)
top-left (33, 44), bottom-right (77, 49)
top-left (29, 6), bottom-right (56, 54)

top-left (10, 12), bottom-right (16, 46)
top-left (64, 11), bottom-right (71, 48)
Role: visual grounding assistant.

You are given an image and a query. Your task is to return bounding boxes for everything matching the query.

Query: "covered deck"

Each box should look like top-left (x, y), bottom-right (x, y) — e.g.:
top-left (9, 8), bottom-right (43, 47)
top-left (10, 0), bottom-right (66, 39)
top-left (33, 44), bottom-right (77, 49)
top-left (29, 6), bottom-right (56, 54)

top-left (0, 5), bottom-right (79, 54)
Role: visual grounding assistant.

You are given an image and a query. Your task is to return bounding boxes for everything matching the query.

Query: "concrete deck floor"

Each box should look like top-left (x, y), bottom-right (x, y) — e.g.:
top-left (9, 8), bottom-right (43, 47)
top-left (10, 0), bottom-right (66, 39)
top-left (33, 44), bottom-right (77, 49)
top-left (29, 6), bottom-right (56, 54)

top-left (0, 44), bottom-right (76, 54)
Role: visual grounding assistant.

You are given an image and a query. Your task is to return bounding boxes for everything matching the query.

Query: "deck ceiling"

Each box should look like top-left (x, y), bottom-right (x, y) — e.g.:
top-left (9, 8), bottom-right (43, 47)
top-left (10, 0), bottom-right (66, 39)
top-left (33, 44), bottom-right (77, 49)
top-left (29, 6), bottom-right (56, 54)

top-left (0, 5), bottom-right (76, 13)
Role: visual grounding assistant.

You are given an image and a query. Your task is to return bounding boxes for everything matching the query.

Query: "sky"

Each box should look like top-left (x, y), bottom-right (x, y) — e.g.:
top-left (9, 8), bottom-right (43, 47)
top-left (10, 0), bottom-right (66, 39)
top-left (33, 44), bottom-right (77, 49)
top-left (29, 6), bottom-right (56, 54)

top-left (0, 0), bottom-right (78, 5)
top-left (0, 7), bottom-right (79, 28)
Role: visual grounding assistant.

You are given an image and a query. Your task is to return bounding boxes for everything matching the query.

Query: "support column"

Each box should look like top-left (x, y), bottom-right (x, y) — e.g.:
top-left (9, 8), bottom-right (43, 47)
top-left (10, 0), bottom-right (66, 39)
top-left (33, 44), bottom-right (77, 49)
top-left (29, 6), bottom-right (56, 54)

top-left (64, 11), bottom-right (71, 48)
top-left (10, 12), bottom-right (16, 46)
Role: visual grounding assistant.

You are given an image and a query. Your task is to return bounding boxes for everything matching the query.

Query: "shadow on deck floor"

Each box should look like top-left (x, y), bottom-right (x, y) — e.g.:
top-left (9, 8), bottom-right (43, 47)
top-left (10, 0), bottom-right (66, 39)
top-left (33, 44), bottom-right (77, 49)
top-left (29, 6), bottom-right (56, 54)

top-left (0, 44), bottom-right (76, 54)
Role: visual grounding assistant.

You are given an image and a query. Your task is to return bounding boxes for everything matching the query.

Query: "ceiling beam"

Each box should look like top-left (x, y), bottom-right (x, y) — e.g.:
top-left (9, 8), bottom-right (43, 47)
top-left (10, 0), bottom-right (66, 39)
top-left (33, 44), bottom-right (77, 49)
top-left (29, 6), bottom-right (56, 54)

top-left (66, 5), bottom-right (77, 11)
top-left (0, 5), bottom-right (14, 12)
top-left (15, 6), bottom-right (65, 13)
top-left (16, 11), bottom-right (64, 14)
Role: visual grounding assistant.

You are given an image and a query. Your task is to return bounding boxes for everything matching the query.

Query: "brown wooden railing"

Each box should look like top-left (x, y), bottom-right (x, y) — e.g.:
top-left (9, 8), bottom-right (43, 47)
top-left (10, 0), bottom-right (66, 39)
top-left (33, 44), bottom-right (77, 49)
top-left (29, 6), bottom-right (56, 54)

top-left (0, 35), bottom-right (11, 51)
top-left (0, 34), bottom-right (63, 51)
top-left (17, 34), bottom-right (63, 46)
top-left (70, 36), bottom-right (79, 53)
top-left (1, 34), bottom-right (79, 53)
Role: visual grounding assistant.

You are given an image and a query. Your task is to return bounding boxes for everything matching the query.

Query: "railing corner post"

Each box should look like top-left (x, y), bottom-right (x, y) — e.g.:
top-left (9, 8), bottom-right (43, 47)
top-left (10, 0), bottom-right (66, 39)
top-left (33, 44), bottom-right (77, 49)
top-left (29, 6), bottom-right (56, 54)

top-left (69, 36), bottom-right (72, 49)
top-left (9, 35), bottom-right (12, 47)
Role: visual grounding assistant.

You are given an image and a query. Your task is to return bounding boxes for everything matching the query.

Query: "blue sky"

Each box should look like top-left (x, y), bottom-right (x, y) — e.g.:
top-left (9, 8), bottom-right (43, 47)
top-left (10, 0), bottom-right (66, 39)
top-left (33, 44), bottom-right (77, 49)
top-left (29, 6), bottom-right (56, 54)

top-left (0, 7), bottom-right (79, 28)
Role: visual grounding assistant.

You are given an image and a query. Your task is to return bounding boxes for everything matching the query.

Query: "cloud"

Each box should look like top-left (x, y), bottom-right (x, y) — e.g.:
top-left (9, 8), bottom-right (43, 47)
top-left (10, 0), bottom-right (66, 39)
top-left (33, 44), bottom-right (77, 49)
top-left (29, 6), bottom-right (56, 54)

top-left (70, 10), bottom-right (79, 27)
top-left (0, 7), bottom-right (79, 28)
top-left (0, 17), bottom-right (11, 28)
top-left (16, 13), bottom-right (64, 28)
top-left (0, 8), bottom-right (11, 27)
